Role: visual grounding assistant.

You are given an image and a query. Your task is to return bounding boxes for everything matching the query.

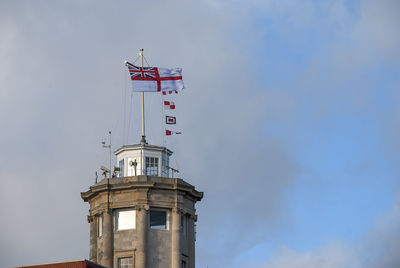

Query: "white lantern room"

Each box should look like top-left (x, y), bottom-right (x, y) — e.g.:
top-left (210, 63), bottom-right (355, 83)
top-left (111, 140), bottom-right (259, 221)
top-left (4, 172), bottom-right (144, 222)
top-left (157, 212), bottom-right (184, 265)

top-left (114, 144), bottom-right (173, 177)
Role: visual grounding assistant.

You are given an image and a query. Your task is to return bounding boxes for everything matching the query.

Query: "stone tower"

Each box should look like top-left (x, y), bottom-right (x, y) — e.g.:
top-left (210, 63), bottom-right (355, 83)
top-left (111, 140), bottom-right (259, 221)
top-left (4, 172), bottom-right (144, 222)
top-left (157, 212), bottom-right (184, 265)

top-left (81, 143), bottom-right (203, 268)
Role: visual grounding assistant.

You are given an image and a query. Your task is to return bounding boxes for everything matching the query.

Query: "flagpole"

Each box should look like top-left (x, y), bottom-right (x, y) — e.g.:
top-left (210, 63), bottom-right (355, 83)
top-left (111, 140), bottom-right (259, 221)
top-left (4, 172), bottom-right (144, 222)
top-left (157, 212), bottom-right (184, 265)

top-left (140, 48), bottom-right (146, 144)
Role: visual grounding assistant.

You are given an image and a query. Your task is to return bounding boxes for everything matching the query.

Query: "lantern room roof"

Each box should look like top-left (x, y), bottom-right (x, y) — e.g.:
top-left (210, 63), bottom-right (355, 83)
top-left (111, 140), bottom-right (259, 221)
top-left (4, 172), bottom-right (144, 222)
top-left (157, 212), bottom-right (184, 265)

top-left (114, 143), bottom-right (173, 156)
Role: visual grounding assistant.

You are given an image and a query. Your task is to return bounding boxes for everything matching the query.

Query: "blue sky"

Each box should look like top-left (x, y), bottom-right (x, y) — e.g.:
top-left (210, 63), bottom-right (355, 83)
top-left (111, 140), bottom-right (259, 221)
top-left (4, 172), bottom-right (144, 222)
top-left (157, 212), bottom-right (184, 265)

top-left (0, 0), bottom-right (399, 267)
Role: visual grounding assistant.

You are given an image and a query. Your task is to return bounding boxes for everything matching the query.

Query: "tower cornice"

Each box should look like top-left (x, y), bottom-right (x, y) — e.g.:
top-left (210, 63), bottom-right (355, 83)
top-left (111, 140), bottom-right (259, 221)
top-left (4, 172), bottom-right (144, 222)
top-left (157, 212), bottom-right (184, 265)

top-left (81, 175), bottom-right (203, 203)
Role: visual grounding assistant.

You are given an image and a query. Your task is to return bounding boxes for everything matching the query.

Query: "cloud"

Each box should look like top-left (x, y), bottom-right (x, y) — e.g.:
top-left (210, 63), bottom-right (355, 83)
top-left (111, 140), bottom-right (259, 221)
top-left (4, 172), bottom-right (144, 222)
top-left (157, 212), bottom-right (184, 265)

top-left (0, 1), bottom-right (299, 267)
top-left (257, 193), bottom-right (400, 268)
top-left (0, 0), bottom-right (399, 267)
top-left (363, 194), bottom-right (400, 268)
top-left (238, 0), bottom-right (400, 267)
top-left (258, 243), bottom-right (361, 268)
top-left (353, 0), bottom-right (400, 61)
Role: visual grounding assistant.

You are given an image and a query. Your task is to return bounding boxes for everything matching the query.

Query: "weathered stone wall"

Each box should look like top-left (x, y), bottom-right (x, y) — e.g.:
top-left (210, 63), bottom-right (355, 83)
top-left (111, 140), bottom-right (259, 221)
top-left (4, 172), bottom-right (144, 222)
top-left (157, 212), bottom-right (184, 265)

top-left (82, 175), bottom-right (203, 268)
top-left (148, 229), bottom-right (171, 268)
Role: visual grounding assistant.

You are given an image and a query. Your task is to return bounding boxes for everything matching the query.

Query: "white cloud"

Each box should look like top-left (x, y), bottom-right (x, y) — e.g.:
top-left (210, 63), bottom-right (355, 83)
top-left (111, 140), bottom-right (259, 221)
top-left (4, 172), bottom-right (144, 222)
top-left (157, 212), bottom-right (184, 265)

top-left (258, 243), bottom-right (361, 268)
top-left (0, 0), bottom-right (399, 267)
top-left (0, 1), bottom-right (298, 267)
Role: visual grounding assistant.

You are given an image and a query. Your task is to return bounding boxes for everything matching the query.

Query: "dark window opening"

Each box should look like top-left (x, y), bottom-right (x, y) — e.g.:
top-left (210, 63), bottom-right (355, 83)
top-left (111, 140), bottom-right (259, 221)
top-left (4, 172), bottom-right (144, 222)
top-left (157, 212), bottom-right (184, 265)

top-left (180, 214), bottom-right (187, 235)
top-left (150, 210), bottom-right (167, 229)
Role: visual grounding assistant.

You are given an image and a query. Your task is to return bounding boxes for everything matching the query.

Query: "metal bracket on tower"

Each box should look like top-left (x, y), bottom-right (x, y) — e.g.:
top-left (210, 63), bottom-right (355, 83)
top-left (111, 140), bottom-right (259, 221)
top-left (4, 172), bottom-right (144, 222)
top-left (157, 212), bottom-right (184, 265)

top-left (167, 166), bottom-right (179, 178)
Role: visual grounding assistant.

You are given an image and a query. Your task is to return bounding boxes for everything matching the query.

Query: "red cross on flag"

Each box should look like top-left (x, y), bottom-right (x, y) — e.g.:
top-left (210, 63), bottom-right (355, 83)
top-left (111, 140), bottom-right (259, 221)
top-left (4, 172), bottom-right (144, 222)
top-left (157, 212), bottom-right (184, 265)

top-left (125, 61), bottom-right (184, 93)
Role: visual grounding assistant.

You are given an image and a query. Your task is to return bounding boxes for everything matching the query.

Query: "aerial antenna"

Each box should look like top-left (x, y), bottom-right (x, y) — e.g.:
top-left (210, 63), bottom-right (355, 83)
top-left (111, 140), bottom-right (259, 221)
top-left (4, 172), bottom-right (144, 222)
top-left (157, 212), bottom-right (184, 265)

top-left (102, 131), bottom-right (112, 177)
top-left (101, 131), bottom-right (112, 212)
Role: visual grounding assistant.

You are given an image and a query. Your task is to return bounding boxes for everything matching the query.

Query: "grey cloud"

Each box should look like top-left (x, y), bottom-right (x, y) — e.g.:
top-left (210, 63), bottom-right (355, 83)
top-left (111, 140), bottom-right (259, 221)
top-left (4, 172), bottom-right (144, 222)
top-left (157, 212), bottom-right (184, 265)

top-left (1, 0), bottom-right (399, 267)
top-left (0, 1), bottom-right (298, 267)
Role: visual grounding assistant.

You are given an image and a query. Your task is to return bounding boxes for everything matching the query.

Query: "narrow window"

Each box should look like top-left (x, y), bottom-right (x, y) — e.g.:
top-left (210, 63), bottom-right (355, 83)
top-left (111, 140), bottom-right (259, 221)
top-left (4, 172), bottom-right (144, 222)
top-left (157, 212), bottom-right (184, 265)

top-left (161, 151), bottom-right (169, 177)
top-left (150, 210), bottom-right (167, 229)
top-left (181, 260), bottom-right (186, 268)
top-left (180, 214), bottom-right (187, 235)
top-left (98, 215), bottom-right (103, 237)
top-left (119, 159), bottom-right (124, 177)
top-left (116, 209), bottom-right (136, 230)
top-left (145, 157), bottom-right (159, 176)
top-left (118, 257), bottom-right (132, 268)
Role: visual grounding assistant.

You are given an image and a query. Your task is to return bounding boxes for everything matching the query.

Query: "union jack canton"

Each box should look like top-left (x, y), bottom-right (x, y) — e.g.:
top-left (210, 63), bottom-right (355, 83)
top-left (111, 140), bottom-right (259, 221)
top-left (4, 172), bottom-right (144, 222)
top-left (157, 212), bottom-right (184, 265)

top-left (125, 61), bottom-right (184, 93)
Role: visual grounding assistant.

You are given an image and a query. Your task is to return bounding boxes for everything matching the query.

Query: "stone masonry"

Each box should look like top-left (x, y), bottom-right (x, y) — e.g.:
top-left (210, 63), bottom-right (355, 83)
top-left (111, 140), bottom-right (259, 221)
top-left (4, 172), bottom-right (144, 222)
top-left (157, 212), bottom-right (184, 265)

top-left (81, 175), bottom-right (203, 268)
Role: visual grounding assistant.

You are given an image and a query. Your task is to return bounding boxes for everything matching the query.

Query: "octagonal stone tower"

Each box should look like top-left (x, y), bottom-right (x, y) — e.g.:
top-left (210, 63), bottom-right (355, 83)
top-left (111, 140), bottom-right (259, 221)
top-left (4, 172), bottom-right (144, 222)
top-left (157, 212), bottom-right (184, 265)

top-left (81, 143), bottom-right (203, 268)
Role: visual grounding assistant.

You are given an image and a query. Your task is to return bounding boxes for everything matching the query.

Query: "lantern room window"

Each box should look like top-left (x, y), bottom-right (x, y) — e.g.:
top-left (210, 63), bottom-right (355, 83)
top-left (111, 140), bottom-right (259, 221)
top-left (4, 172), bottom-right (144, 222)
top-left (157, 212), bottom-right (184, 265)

top-left (118, 159), bottom-right (124, 177)
top-left (145, 157), bottom-right (158, 176)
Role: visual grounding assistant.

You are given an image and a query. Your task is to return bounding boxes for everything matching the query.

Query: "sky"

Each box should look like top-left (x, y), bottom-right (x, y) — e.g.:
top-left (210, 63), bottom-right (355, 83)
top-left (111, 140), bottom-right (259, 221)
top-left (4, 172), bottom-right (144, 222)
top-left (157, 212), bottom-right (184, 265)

top-left (0, 0), bottom-right (399, 267)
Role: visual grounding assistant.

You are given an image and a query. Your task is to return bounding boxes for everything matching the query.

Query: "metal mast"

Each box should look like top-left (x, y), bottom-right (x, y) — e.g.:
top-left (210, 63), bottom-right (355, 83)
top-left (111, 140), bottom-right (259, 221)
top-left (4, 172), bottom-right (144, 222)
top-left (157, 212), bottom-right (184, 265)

top-left (140, 48), bottom-right (147, 144)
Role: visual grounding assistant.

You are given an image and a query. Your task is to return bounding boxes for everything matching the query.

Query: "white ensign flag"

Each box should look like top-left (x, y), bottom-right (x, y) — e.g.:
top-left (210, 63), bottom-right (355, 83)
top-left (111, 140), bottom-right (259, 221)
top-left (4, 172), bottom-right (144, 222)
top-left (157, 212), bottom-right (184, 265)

top-left (125, 61), bottom-right (184, 93)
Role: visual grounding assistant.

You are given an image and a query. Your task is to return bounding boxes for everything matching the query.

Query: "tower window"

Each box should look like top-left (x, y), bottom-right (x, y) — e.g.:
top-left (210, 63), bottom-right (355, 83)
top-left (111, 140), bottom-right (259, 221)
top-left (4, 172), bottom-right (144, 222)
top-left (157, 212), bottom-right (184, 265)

top-left (118, 257), bottom-right (132, 268)
top-left (116, 209), bottom-right (136, 231)
top-left (118, 159), bottom-right (124, 177)
top-left (150, 210), bottom-right (167, 229)
top-left (180, 214), bottom-right (187, 235)
top-left (98, 215), bottom-right (103, 237)
top-left (145, 157), bottom-right (158, 176)
top-left (161, 151), bottom-right (169, 177)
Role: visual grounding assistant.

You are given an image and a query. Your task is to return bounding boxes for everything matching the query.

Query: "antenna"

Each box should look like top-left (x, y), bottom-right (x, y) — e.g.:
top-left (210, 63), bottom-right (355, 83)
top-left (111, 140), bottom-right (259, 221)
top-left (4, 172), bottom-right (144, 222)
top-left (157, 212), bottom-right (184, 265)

top-left (101, 131), bottom-right (112, 211)
top-left (102, 131), bottom-right (112, 177)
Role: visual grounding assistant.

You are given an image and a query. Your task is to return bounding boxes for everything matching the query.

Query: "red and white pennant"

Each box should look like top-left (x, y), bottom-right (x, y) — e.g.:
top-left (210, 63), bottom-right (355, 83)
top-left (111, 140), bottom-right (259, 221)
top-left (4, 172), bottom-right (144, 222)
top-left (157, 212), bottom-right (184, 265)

top-left (164, 101), bottom-right (175, 110)
top-left (166, 130), bottom-right (181, 136)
